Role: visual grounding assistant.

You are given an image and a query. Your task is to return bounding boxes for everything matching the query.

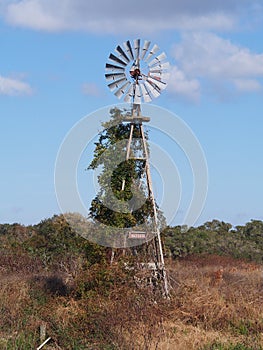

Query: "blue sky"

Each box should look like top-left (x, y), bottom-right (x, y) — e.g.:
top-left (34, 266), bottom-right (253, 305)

top-left (0, 0), bottom-right (263, 227)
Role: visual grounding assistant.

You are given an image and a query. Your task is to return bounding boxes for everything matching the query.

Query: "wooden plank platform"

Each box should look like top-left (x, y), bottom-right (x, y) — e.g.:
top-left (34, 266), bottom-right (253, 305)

top-left (123, 116), bottom-right (150, 123)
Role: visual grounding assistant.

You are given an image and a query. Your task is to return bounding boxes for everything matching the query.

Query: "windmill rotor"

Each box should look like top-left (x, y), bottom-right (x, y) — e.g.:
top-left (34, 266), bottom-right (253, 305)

top-left (105, 39), bottom-right (170, 104)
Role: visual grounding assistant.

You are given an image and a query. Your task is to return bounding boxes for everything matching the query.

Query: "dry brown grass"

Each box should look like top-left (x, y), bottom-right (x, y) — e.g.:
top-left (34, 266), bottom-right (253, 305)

top-left (0, 274), bottom-right (30, 326)
top-left (0, 255), bottom-right (262, 349)
top-left (160, 255), bottom-right (263, 349)
top-left (169, 256), bottom-right (262, 315)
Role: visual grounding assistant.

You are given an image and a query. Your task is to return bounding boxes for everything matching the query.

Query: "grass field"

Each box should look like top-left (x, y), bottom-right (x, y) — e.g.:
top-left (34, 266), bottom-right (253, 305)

top-left (0, 253), bottom-right (262, 349)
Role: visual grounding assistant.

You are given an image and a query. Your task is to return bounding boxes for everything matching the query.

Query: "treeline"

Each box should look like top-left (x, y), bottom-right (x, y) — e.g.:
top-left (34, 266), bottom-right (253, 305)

top-left (1, 215), bottom-right (263, 265)
top-left (164, 219), bottom-right (263, 263)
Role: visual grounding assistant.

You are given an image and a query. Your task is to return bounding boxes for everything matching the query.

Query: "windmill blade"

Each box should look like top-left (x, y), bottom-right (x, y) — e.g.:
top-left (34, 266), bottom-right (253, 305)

top-left (134, 84), bottom-right (142, 104)
top-left (140, 82), bottom-right (152, 103)
top-left (114, 81), bottom-right (131, 99)
top-left (115, 45), bottom-right (130, 63)
top-left (147, 76), bottom-right (166, 90)
top-left (105, 63), bottom-right (125, 72)
top-left (149, 61), bottom-right (170, 72)
top-left (141, 40), bottom-right (151, 60)
top-left (148, 72), bottom-right (170, 83)
top-left (157, 52), bottom-right (167, 61)
top-left (148, 69), bottom-right (170, 78)
top-left (124, 84), bottom-right (134, 103)
top-left (108, 77), bottom-right (127, 91)
top-left (144, 80), bottom-right (161, 98)
top-left (105, 72), bottom-right (126, 81)
top-left (123, 40), bottom-right (134, 61)
top-left (141, 71), bottom-right (168, 85)
top-left (133, 39), bottom-right (140, 60)
top-left (148, 71), bottom-right (170, 78)
top-left (146, 79), bottom-right (161, 93)
top-left (109, 53), bottom-right (127, 67)
top-left (148, 52), bottom-right (167, 67)
top-left (148, 72), bottom-right (170, 84)
top-left (144, 44), bottom-right (159, 62)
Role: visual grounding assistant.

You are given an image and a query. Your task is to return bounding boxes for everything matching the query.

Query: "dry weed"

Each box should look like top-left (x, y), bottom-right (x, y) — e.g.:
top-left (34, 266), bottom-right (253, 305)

top-left (0, 254), bottom-right (262, 349)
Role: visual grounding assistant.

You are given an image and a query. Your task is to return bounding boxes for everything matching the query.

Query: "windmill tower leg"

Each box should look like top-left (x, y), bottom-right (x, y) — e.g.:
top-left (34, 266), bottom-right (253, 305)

top-left (122, 104), bottom-right (169, 298)
top-left (140, 123), bottom-right (169, 298)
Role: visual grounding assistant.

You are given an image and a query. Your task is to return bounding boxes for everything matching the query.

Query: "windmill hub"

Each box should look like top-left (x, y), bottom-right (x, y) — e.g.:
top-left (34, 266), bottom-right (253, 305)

top-left (129, 59), bottom-right (141, 82)
top-left (130, 66), bottom-right (141, 82)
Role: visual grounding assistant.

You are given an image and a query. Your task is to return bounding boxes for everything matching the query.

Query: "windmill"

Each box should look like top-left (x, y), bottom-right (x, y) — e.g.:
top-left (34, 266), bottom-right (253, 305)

top-left (105, 39), bottom-right (170, 297)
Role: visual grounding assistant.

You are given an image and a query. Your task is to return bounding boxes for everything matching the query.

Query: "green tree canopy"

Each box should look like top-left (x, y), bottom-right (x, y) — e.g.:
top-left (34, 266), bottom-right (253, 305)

top-left (88, 107), bottom-right (164, 231)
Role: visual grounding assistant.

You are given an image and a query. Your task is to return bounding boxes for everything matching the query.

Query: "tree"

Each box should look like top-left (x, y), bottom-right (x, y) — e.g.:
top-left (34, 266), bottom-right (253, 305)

top-left (88, 107), bottom-right (165, 232)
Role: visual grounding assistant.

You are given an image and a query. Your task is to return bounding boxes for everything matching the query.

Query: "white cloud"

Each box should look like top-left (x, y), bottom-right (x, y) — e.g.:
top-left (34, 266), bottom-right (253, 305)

top-left (174, 32), bottom-right (263, 78)
top-left (5, 0), bottom-right (67, 31)
top-left (233, 79), bottom-right (261, 92)
top-left (167, 66), bottom-right (200, 102)
top-left (0, 75), bottom-right (33, 96)
top-left (171, 32), bottom-right (263, 99)
top-left (2, 0), bottom-right (255, 33)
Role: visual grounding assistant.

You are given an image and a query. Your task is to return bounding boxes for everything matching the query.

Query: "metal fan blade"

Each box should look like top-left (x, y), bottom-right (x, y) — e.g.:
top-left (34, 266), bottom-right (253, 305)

top-left (141, 40), bottom-right (151, 60)
top-left (109, 53), bottom-right (127, 67)
top-left (105, 63), bottom-right (125, 72)
top-left (124, 84), bottom-right (134, 103)
top-left (115, 45), bottom-right (130, 63)
top-left (134, 84), bottom-right (142, 104)
top-left (148, 69), bottom-right (169, 76)
top-left (148, 70), bottom-right (167, 76)
top-left (124, 95), bottom-right (132, 103)
top-left (114, 81), bottom-right (131, 99)
top-left (147, 76), bottom-right (166, 90)
top-left (149, 61), bottom-right (170, 71)
top-left (144, 44), bottom-right (159, 62)
top-left (105, 72), bottom-right (126, 81)
top-left (108, 77), bottom-right (127, 91)
top-left (148, 52), bottom-right (167, 67)
top-left (144, 80), bottom-right (161, 98)
top-left (148, 72), bottom-right (170, 84)
top-left (134, 39), bottom-right (140, 60)
top-left (146, 79), bottom-right (161, 93)
top-left (140, 82), bottom-right (152, 103)
top-left (123, 40), bottom-right (134, 61)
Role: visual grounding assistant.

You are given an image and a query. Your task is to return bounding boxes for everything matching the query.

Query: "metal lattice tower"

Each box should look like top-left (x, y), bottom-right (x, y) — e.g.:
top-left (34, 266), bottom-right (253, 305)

top-left (105, 39), bottom-right (170, 297)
